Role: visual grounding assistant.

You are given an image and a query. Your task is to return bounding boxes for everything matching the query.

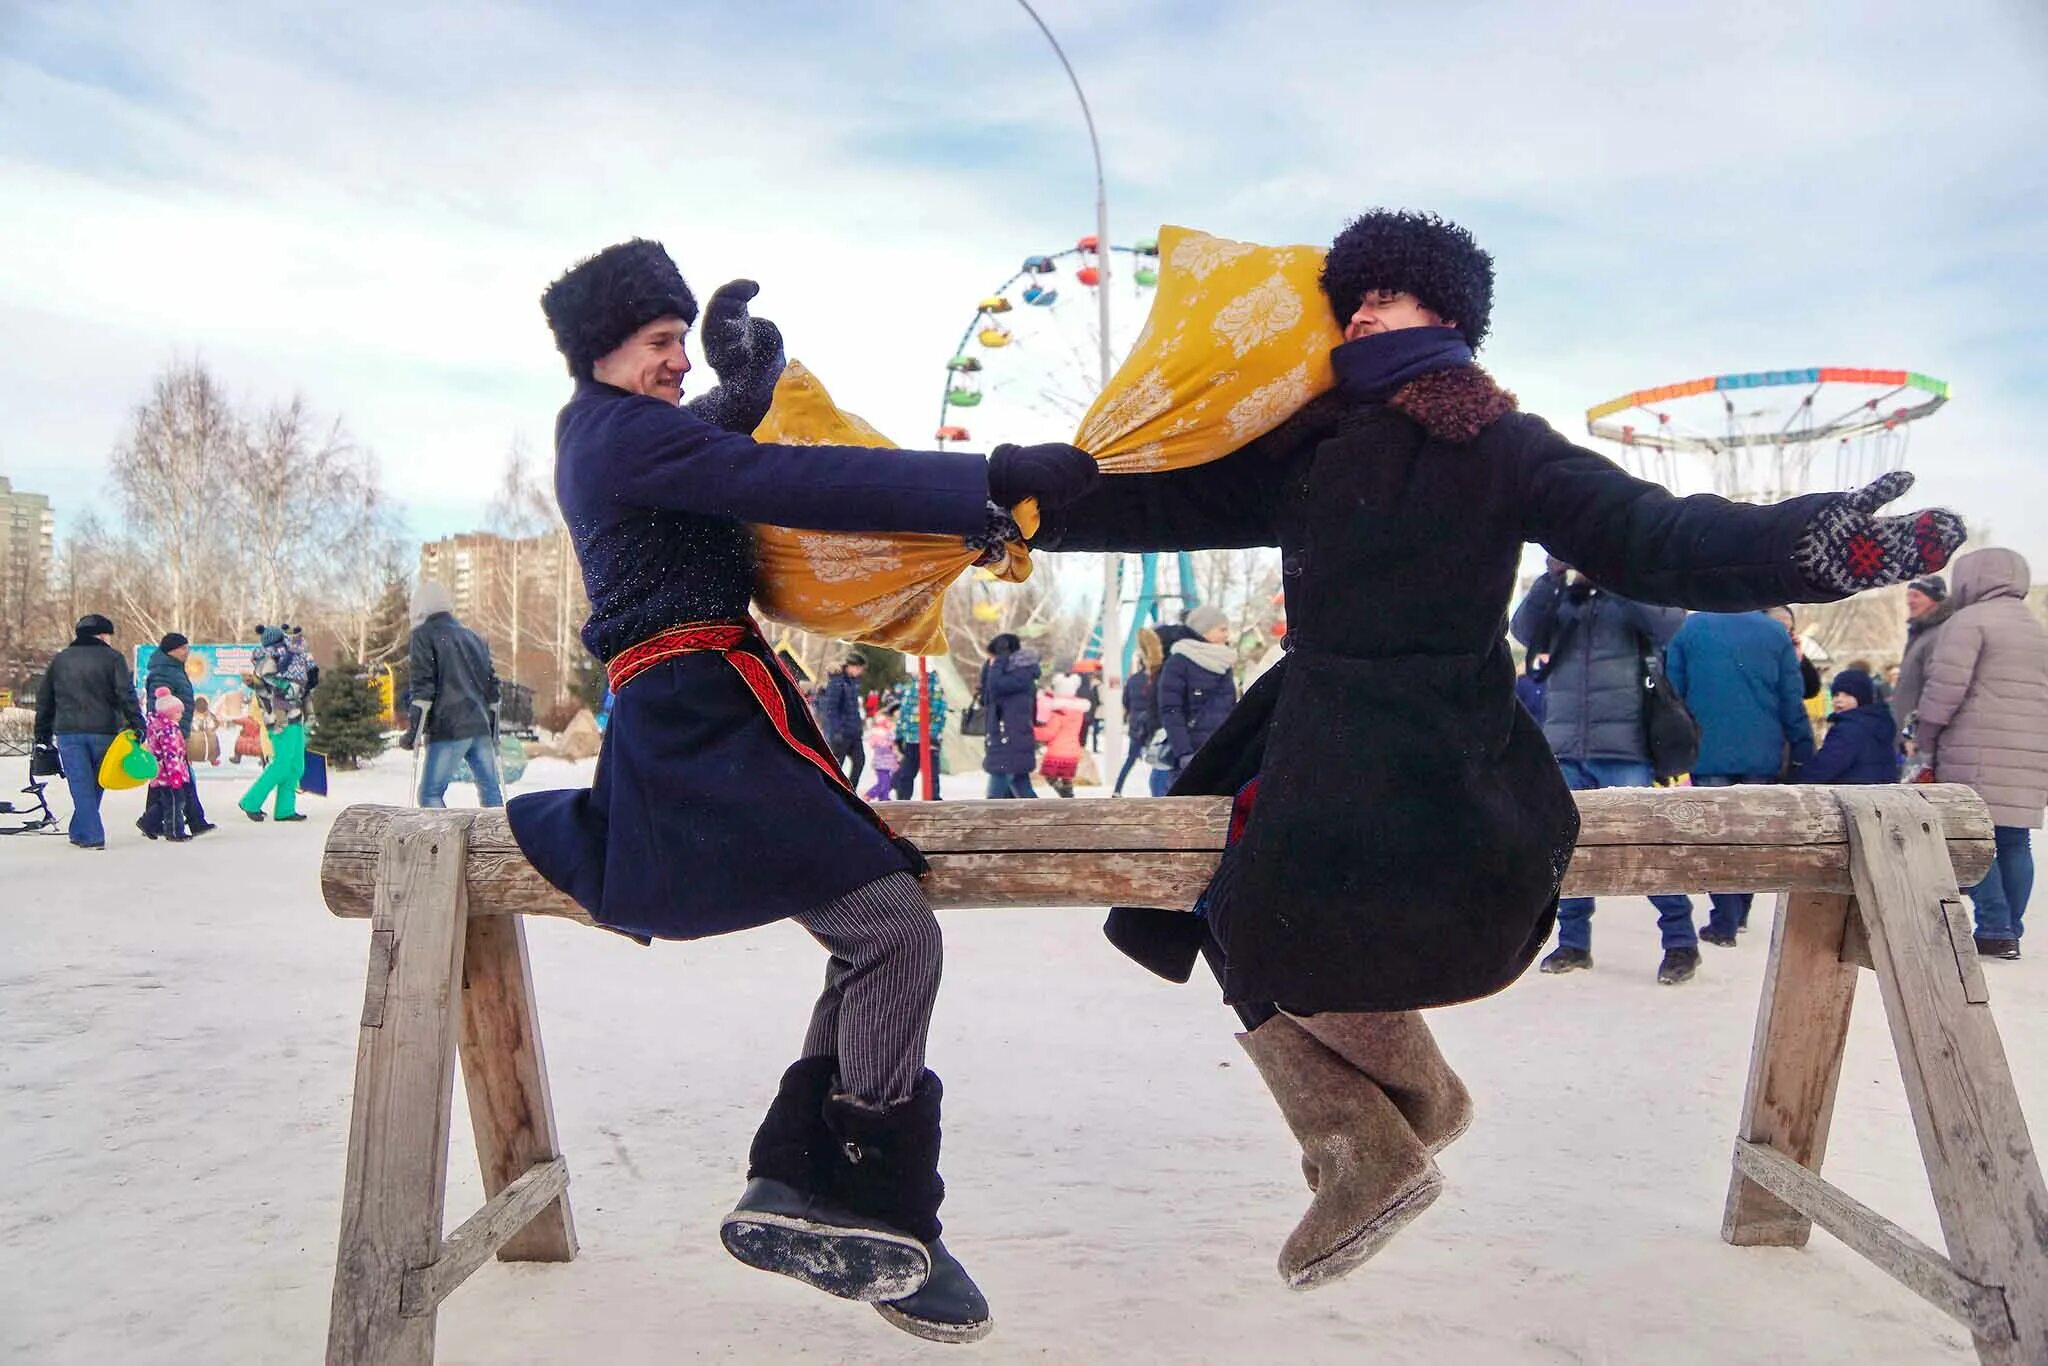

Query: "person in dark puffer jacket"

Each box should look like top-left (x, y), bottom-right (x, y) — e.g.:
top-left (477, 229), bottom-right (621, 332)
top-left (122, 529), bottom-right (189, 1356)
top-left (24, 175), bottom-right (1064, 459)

top-left (1795, 668), bottom-right (1898, 785)
top-left (1156, 605), bottom-right (1239, 775)
top-left (1511, 563), bottom-right (1700, 982)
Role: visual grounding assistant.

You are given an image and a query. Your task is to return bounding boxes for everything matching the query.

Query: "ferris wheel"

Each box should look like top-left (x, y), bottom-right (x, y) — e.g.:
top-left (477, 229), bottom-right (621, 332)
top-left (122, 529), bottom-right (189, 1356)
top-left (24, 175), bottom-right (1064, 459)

top-left (936, 234), bottom-right (1201, 669)
top-left (1586, 365), bottom-right (1950, 502)
top-left (932, 234), bottom-right (1158, 451)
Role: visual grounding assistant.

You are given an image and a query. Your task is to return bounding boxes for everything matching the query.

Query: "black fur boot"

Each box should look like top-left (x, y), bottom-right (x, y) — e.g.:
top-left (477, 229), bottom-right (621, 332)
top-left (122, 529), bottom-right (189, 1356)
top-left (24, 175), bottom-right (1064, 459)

top-left (720, 1058), bottom-right (932, 1302)
top-left (827, 1072), bottom-right (993, 1343)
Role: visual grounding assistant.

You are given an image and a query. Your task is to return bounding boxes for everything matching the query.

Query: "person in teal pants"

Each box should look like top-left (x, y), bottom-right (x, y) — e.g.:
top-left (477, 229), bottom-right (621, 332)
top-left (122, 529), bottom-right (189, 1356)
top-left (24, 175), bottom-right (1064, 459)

top-left (239, 625), bottom-right (309, 823)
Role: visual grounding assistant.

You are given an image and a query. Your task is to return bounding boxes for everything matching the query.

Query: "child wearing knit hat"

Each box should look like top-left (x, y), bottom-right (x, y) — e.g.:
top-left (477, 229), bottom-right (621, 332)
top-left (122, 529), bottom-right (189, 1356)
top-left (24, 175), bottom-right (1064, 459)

top-left (142, 688), bottom-right (194, 841)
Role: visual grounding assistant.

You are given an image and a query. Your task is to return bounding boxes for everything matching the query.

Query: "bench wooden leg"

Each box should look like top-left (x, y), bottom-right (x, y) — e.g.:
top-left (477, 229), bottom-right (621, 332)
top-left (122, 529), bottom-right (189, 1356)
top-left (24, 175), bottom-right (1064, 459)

top-left (327, 815), bottom-right (473, 1366)
top-left (1843, 789), bottom-right (2048, 1364)
top-left (1722, 889), bottom-right (1860, 1246)
top-left (457, 915), bottom-right (577, 1262)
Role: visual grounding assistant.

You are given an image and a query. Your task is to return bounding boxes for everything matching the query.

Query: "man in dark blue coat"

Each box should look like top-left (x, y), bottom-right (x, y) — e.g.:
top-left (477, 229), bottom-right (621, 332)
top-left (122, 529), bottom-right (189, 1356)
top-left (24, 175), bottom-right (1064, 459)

top-left (817, 652), bottom-right (868, 786)
top-left (506, 238), bottom-right (1094, 1342)
top-left (1512, 565), bottom-right (1701, 982)
top-left (1664, 610), bottom-right (1815, 943)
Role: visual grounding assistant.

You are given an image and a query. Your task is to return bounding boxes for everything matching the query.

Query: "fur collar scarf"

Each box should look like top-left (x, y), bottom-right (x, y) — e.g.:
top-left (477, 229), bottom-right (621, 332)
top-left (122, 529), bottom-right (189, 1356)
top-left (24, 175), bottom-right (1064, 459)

top-left (1387, 363), bottom-right (1519, 444)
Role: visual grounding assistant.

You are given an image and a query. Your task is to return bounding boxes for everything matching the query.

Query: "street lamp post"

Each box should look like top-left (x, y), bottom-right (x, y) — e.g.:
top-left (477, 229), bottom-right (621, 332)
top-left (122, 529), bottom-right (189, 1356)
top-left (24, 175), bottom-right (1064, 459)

top-left (1014, 0), bottom-right (1125, 717)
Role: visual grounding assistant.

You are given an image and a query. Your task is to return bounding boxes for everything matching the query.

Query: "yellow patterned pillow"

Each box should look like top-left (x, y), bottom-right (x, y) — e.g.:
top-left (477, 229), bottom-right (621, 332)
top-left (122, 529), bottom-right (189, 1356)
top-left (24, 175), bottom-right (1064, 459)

top-left (749, 361), bottom-right (1031, 655)
top-left (1075, 224), bottom-right (1341, 472)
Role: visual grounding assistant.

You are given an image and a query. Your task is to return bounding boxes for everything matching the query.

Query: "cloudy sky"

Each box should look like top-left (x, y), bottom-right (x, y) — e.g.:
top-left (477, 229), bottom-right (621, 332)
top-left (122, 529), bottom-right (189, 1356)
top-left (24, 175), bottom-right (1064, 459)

top-left (3, 0), bottom-right (2044, 565)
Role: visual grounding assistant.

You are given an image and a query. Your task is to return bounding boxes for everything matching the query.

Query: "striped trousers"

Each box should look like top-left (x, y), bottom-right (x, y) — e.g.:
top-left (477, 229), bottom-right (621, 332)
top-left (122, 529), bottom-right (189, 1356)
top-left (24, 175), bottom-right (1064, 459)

top-left (794, 871), bottom-right (943, 1106)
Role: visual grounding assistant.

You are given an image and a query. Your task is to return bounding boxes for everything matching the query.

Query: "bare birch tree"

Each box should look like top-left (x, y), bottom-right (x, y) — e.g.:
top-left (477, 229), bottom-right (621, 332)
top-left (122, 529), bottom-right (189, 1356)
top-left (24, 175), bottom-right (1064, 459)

top-left (109, 361), bottom-right (241, 640)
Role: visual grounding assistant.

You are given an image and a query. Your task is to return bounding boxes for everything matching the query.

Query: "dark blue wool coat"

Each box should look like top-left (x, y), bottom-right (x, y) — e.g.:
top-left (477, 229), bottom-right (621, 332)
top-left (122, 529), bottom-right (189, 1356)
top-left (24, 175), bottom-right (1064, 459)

top-left (1663, 610), bottom-right (1813, 779)
top-left (817, 670), bottom-right (865, 744)
top-left (978, 651), bottom-right (1042, 775)
top-left (508, 381), bottom-right (990, 941)
top-left (1035, 365), bottom-right (1838, 1011)
top-left (1796, 703), bottom-right (1899, 784)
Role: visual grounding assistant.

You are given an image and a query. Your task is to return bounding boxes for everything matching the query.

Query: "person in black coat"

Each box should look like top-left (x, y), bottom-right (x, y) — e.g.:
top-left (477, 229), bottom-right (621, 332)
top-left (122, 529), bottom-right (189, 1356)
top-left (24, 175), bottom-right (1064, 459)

top-left (504, 239), bottom-right (1096, 1339)
top-left (1030, 209), bottom-right (1963, 1288)
top-left (1114, 627), bottom-right (1162, 796)
top-left (404, 583), bottom-right (505, 807)
top-left (817, 652), bottom-right (869, 787)
top-left (139, 633), bottom-right (214, 837)
top-left (1156, 604), bottom-right (1239, 774)
top-left (977, 634), bottom-right (1041, 798)
top-left (33, 613), bottom-right (145, 849)
top-left (1795, 668), bottom-right (1900, 784)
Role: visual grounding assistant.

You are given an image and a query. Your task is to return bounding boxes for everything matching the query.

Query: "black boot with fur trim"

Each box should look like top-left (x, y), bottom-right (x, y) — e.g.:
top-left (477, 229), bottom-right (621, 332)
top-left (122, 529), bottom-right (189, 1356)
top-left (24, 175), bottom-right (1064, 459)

top-left (826, 1072), bottom-right (993, 1343)
top-left (720, 1058), bottom-right (933, 1303)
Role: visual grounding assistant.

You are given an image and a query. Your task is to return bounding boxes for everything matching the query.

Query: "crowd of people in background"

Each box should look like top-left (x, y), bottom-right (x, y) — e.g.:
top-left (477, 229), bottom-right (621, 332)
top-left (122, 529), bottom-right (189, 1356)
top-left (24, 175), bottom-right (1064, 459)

top-left (18, 543), bottom-right (2044, 971)
top-left (1511, 547), bottom-right (2046, 976)
top-left (23, 585), bottom-right (515, 847)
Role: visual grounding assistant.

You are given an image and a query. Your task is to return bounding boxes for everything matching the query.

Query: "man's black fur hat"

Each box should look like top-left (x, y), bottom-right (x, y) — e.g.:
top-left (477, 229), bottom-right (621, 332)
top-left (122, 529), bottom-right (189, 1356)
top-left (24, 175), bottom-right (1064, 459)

top-left (1320, 210), bottom-right (1494, 351)
top-left (541, 239), bottom-right (699, 378)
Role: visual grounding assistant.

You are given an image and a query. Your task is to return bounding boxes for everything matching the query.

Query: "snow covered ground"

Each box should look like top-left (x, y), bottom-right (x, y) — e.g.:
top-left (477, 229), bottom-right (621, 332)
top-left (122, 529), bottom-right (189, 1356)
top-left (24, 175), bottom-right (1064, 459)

top-left (1, 745), bottom-right (2040, 1364)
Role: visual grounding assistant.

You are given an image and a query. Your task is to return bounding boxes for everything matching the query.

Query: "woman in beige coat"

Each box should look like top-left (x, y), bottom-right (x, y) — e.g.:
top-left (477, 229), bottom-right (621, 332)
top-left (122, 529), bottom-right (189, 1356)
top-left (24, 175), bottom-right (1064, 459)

top-left (1917, 547), bottom-right (2048, 958)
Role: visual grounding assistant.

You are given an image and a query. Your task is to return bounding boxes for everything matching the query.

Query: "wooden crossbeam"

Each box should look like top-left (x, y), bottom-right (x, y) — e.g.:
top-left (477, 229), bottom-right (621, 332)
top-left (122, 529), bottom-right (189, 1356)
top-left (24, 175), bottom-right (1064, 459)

top-left (320, 785), bottom-right (1995, 923)
top-left (1731, 1140), bottom-right (2011, 1343)
top-left (400, 1159), bottom-right (571, 1317)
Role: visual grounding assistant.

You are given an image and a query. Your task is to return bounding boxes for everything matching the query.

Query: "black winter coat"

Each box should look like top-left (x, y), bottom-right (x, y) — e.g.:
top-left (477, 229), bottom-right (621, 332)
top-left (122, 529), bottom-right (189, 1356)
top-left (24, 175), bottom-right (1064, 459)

top-left (818, 671), bottom-right (865, 743)
top-left (1124, 667), bottom-right (1157, 739)
top-left (35, 635), bottom-right (144, 743)
top-left (1156, 648), bottom-right (1237, 766)
top-left (979, 651), bottom-right (1042, 775)
top-left (1510, 575), bottom-right (1684, 763)
top-left (1034, 364), bottom-right (1836, 1011)
top-left (144, 649), bottom-right (196, 738)
top-left (409, 612), bottom-right (500, 742)
top-left (1796, 704), bottom-right (1900, 784)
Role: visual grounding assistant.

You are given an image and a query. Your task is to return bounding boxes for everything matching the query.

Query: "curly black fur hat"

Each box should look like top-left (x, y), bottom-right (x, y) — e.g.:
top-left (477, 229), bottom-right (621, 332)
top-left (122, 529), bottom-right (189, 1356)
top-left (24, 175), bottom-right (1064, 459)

top-left (540, 239), bottom-right (699, 378)
top-left (1319, 210), bottom-right (1494, 351)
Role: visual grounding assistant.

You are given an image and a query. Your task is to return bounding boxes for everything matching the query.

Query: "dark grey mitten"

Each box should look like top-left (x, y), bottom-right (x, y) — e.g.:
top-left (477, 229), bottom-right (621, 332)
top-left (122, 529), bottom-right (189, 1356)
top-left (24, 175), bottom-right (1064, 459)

top-left (685, 279), bottom-right (786, 433)
top-left (1793, 471), bottom-right (1965, 596)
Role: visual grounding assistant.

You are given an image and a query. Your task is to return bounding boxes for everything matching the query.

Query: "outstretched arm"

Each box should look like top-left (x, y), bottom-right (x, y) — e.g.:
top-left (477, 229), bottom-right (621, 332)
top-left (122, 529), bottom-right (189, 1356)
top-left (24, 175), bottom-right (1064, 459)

top-left (1519, 423), bottom-right (1961, 611)
top-left (1031, 395), bottom-right (1340, 554)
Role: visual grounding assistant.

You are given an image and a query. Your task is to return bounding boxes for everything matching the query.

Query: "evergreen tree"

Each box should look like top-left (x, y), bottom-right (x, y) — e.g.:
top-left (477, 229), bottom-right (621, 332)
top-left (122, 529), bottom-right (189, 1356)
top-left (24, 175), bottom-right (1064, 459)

top-left (311, 655), bottom-right (390, 768)
top-left (363, 573), bottom-right (413, 707)
top-left (568, 648), bottom-right (607, 711)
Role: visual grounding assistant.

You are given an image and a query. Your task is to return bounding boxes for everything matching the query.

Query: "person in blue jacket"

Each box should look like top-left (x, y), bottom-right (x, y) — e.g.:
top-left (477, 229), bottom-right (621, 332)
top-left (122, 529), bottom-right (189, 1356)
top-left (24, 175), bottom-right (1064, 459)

top-left (1796, 668), bottom-right (1899, 785)
top-left (1664, 609), bottom-right (1815, 944)
top-left (506, 239), bottom-right (1095, 1343)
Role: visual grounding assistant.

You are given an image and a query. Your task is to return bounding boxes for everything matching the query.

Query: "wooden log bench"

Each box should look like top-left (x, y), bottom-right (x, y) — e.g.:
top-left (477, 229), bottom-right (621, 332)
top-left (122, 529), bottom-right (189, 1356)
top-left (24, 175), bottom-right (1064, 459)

top-left (318, 784), bottom-right (2046, 1365)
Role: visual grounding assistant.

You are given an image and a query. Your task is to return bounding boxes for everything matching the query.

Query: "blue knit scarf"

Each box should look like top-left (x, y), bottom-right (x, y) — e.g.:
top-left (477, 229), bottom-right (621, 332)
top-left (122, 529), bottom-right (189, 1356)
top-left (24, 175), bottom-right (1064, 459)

top-left (1331, 326), bottom-right (1473, 403)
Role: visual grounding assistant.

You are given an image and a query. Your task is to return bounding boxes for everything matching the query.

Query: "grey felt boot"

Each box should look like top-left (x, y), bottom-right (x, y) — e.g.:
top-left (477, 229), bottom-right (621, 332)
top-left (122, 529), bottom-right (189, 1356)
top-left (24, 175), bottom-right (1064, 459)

top-left (1238, 1015), bottom-right (1444, 1290)
top-left (1289, 1010), bottom-right (1474, 1155)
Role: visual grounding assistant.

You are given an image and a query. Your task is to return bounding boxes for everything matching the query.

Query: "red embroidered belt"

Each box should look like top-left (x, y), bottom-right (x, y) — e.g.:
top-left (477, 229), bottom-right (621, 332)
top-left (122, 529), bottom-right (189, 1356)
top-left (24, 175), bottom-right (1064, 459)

top-left (606, 618), bottom-right (877, 816)
top-left (607, 620), bottom-right (752, 692)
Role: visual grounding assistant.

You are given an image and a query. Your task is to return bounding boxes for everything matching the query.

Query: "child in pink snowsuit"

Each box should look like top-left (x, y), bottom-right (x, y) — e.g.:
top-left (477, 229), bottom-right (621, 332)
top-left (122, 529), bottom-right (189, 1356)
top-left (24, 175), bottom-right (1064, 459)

top-left (863, 706), bottom-right (899, 801)
top-left (144, 688), bottom-right (194, 841)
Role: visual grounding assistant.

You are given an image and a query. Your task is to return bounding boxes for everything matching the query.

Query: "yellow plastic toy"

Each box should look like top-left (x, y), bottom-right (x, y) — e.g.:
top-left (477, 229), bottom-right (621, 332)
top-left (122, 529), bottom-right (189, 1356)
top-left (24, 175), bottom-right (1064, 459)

top-left (98, 730), bottom-right (157, 790)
